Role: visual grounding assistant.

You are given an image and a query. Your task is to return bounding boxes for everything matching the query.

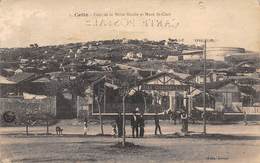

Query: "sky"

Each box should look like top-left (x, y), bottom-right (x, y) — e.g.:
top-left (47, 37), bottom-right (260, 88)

top-left (0, 0), bottom-right (259, 51)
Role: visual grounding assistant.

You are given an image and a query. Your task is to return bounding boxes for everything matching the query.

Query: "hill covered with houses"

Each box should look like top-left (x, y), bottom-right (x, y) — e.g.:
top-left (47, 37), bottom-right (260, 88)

top-left (0, 39), bottom-right (260, 123)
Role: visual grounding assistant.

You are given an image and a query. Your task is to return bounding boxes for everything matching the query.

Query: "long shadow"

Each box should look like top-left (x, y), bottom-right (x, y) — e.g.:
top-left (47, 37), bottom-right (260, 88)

top-left (158, 133), bottom-right (260, 140)
top-left (191, 134), bottom-right (260, 140)
top-left (13, 157), bottom-right (98, 162)
top-left (2, 132), bottom-right (260, 140)
top-left (0, 133), bottom-right (114, 138)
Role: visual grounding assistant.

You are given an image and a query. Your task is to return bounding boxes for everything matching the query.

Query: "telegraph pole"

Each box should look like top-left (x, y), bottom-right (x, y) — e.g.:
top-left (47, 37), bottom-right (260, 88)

top-left (103, 77), bottom-right (106, 113)
top-left (122, 95), bottom-right (126, 146)
top-left (203, 40), bottom-right (207, 134)
top-left (195, 39), bottom-right (214, 135)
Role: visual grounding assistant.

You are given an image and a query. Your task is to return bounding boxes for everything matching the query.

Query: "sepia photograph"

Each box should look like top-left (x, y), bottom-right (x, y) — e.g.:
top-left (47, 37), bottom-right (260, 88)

top-left (0, 0), bottom-right (260, 162)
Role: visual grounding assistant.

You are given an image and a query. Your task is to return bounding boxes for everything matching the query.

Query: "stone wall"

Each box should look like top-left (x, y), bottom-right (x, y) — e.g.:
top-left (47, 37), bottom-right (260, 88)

top-left (0, 97), bottom-right (56, 126)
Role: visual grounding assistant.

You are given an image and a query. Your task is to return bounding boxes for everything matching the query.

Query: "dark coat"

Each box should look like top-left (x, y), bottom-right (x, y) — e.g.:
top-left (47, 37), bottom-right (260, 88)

top-left (131, 115), bottom-right (138, 127)
top-left (116, 115), bottom-right (123, 128)
top-left (138, 116), bottom-right (145, 127)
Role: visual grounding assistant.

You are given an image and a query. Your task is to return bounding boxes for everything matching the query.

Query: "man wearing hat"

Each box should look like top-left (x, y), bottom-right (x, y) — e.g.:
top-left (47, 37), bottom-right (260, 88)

top-left (154, 111), bottom-right (162, 135)
top-left (139, 112), bottom-right (145, 137)
top-left (180, 110), bottom-right (188, 133)
top-left (116, 112), bottom-right (123, 137)
top-left (130, 111), bottom-right (139, 138)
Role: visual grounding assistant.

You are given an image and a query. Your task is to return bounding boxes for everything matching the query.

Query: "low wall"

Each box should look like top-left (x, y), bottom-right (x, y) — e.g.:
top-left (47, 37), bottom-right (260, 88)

top-left (241, 107), bottom-right (260, 113)
top-left (92, 103), bottom-right (165, 114)
top-left (0, 97), bottom-right (56, 126)
top-left (223, 113), bottom-right (260, 121)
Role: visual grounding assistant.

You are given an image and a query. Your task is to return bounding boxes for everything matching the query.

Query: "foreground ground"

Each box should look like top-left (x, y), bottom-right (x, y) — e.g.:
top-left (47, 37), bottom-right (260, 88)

top-left (0, 120), bottom-right (260, 163)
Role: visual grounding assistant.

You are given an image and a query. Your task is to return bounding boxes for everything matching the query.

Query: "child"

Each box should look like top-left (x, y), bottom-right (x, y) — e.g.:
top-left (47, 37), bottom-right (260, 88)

top-left (112, 123), bottom-right (117, 137)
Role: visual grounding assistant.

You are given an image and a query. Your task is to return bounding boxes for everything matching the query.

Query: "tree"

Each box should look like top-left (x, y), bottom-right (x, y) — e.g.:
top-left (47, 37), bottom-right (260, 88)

top-left (19, 99), bottom-right (55, 136)
top-left (119, 82), bottom-right (131, 147)
top-left (20, 113), bottom-right (37, 136)
top-left (95, 95), bottom-right (104, 135)
top-left (41, 113), bottom-right (54, 135)
top-left (93, 78), bottom-right (105, 135)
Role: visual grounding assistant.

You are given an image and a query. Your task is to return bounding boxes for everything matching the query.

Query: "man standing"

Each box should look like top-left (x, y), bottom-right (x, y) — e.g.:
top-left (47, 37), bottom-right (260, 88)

top-left (131, 111), bottom-right (138, 138)
top-left (139, 113), bottom-right (145, 137)
top-left (154, 112), bottom-right (162, 135)
top-left (243, 110), bottom-right (248, 126)
top-left (181, 111), bottom-right (188, 134)
top-left (173, 110), bottom-right (178, 125)
top-left (116, 112), bottom-right (123, 137)
top-left (83, 117), bottom-right (88, 136)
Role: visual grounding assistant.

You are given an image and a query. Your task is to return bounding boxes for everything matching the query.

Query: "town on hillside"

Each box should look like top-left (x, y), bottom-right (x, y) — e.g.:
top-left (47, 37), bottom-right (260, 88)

top-left (0, 39), bottom-right (260, 124)
top-left (1, 38), bottom-right (260, 162)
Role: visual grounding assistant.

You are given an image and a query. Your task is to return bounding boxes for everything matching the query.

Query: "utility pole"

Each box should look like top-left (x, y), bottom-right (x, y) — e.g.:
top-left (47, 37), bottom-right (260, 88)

top-left (103, 79), bottom-right (106, 113)
top-left (195, 39), bottom-right (214, 135)
top-left (203, 40), bottom-right (207, 135)
top-left (122, 95), bottom-right (126, 146)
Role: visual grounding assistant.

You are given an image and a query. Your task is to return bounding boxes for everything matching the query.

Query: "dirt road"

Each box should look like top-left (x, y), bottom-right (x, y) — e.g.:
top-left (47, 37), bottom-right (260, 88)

top-left (0, 121), bottom-right (260, 163)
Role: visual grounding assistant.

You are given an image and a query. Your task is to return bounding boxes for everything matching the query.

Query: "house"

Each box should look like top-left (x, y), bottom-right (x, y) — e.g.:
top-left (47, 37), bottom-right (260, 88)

top-left (191, 70), bottom-right (225, 84)
top-left (166, 50), bottom-right (203, 62)
top-left (4, 71), bottom-right (108, 119)
top-left (126, 72), bottom-right (196, 114)
top-left (89, 69), bottom-right (145, 114)
top-left (0, 75), bottom-right (16, 97)
top-left (74, 72), bottom-right (108, 118)
top-left (123, 52), bottom-right (143, 61)
top-left (210, 81), bottom-right (242, 112)
top-left (20, 58), bottom-right (29, 64)
top-left (0, 74), bottom-right (57, 126)
top-left (235, 62), bottom-right (256, 76)
top-left (190, 79), bottom-right (252, 113)
top-left (5, 72), bottom-right (39, 96)
top-left (1, 68), bottom-right (15, 77)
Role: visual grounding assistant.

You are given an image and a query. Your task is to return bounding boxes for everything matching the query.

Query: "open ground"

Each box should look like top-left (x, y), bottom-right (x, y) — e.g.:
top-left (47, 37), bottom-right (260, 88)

top-left (0, 120), bottom-right (260, 163)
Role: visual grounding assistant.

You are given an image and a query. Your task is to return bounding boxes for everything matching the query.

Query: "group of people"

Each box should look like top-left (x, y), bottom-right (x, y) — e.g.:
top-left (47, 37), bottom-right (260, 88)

top-left (130, 111), bottom-right (145, 138)
top-left (115, 109), bottom-right (163, 138)
top-left (168, 110), bottom-right (189, 133)
top-left (83, 108), bottom-right (189, 137)
top-left (114, 110), bottom-right (146, 138)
